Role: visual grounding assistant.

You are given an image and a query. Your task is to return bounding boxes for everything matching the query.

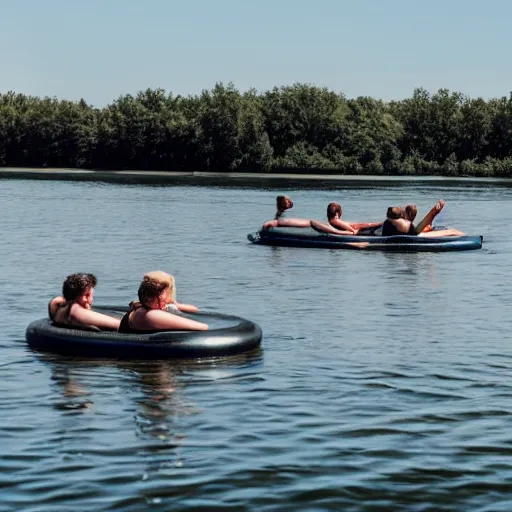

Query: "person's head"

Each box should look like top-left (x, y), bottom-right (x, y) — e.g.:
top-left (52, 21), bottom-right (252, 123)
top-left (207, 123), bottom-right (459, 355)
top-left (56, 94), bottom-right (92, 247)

top-left (138, 277), bottom-right (169, 310)
top-left (276, 195), bottom-right (293, 212)
top-left (144, 270), bottom-right (176, 303)
top-left (327, 202), bottom-right (342, 220)
top-left (403, 204), bottom-right (418, 222)
top-left (62, 273), bottom-right (97, 308)
top-left (386, 206), bottom-right (402, 220)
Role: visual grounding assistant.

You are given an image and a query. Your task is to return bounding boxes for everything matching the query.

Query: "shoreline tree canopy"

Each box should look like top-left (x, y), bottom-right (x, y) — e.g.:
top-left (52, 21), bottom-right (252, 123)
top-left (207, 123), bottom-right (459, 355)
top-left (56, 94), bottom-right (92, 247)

top-left (1, 83), bottom-right (511, 176)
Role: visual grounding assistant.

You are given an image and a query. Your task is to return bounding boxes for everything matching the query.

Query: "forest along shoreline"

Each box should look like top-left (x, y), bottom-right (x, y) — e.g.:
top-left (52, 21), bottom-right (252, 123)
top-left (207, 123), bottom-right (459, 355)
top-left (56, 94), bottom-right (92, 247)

top-left (1, 85), bottom-right (512, 179)
top-left (2, 167), bottom-right (512, 186)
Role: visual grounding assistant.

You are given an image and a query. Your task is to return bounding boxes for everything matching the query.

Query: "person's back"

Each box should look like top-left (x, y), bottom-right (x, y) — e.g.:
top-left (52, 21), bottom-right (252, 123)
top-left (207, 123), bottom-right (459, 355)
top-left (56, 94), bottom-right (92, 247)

top-left (381, 206), bottom-right (414, 236)
top-left (118, 304), bottom-right (161, 334)
top-left (381, 219), bottom-right (402, 236)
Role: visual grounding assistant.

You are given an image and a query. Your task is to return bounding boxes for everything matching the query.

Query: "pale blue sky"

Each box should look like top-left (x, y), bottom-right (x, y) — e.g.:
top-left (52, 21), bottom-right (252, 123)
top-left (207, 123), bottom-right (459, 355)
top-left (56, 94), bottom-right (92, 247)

top-left (1, 0), bottom-right (510, 106)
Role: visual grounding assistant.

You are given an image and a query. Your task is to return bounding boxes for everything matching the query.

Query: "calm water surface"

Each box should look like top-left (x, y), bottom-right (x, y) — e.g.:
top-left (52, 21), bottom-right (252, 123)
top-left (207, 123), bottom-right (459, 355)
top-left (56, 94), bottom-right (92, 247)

top-left (1, 179), bottom-right (511, 511)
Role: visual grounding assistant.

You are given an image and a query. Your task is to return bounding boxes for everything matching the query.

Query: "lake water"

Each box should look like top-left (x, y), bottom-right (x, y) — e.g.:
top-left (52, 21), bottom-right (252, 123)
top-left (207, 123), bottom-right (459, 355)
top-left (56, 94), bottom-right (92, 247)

top-left (1, 177), bottom-right (511, 511)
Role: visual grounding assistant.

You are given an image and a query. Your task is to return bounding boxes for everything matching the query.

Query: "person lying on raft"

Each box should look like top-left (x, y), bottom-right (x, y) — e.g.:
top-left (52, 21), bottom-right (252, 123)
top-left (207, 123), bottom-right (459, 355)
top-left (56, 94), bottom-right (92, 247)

top-left (383, 201), bottom-right (465, 237)
top-left (49, 273), bottom-right (120, 330)
top-left (118, 276), bottom-right (208, 334)
top-left (325, 202), bottom-right (359, 234)
top-left (262, 195), bottom-right (311, 229)
top-left (327, 202), bottom-right (383, 233)
top-left (310, 202), bottom-right (382, 235)
top-left (129, 270), bottom-right (199, 314)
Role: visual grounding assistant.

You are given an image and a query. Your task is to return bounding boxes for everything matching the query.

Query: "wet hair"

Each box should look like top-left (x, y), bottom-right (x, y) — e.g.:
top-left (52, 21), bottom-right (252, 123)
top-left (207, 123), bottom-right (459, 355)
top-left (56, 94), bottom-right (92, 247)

top-left (404, 204), bottom-right (418, 222)
top-left (62, 273), bottom-right (97, 301)
top-left (276, 195), bottom-right (293, 212)
top-left (138, 277), bottom-right (169, 309)
top-left (386, 206), bottom-right (403, 220)
top-left (327, 202), bottom-right (342, 220)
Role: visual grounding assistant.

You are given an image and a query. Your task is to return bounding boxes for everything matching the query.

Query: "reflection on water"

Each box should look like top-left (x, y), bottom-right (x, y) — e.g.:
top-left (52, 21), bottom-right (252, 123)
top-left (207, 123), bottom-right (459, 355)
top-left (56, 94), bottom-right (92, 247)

top-left (30, 350), bottom-right (264, 493)
top-left (1, 180), bottom-right (512, 510)
top-left (38, 350), bottom-right (263, 436)
top-left (51, 365), bottom-right (93, 411)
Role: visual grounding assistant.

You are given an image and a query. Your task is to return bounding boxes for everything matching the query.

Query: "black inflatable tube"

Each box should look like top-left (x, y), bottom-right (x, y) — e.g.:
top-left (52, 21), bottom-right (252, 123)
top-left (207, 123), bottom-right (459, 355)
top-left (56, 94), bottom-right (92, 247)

top-left (26, 309), bottom-right (262, 359)
top-left (248, 227), bottom-right (483, 252)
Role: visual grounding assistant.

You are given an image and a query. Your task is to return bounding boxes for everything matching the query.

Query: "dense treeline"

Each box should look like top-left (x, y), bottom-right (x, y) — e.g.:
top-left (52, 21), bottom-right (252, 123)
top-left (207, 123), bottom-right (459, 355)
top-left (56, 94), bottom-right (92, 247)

top-left (1, 84), bottom-right (512, 176)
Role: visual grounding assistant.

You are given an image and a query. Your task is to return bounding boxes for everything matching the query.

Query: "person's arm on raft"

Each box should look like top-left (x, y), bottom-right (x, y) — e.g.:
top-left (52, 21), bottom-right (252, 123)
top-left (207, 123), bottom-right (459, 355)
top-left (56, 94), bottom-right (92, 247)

top-left (69, 304), bottom-right (120, 330)
top-left (48, 296), bottom-right (66, 319)
top-left (329, 217), bottom-right (359, 234)
top-left (144, 309), bottom-right (208, 330)
top-left (350, 221), bottom-right (383, 230)
top-left (174, 301), bottom-right (199, 313)
top-left (310, 219), bottom-right (356, 235)
top-left (325, 202), bottom-right (360, 234)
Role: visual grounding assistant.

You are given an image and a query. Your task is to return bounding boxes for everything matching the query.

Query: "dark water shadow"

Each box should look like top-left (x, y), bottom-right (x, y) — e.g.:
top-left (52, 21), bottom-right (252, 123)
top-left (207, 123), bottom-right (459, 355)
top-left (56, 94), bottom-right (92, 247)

top-left (32, 348), bottom-right (263, 427)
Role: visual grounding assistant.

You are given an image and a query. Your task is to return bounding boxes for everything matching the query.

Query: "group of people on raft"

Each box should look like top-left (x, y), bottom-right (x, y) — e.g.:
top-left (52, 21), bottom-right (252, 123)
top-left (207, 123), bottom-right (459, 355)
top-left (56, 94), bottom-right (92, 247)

top-left (46, 197), bottom-right (463, 334)
top-left (48, 271), bottom-right (208, 333)
top-left (262, 195), bottom-right (465, 238)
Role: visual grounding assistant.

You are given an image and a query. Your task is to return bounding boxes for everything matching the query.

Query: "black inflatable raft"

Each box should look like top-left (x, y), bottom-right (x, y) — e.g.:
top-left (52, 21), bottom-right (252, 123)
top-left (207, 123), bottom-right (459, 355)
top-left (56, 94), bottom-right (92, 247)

top-left (248, 227), bottom-right (483, 252)
top-left (26, 307), bottom-right (262, 359)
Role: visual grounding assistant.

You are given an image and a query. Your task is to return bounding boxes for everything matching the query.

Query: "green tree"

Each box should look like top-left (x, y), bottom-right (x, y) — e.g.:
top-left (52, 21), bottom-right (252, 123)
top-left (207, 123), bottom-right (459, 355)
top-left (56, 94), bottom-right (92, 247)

top-left (262, 83), bottom-right (348, 160)
top-left (392, 88), bottom-right (463, 163)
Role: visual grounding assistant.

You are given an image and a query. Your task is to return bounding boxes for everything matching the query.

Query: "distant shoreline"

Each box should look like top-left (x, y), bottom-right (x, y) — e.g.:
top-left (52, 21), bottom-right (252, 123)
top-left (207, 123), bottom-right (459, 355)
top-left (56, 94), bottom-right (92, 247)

top-left (2, 167), bottom-right (512, 187)
top-left (3, 86), bottom-right (512, 180)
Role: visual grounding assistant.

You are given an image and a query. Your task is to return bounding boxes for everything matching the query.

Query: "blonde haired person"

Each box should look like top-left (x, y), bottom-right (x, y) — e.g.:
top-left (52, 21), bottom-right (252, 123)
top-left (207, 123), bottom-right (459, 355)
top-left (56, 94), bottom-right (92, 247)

top-left (129, 271), bottom-right (199, 314)
top-left (310, 202), bottom-right (383, 235)
top-left (119, 276), bottom-right (208, 334)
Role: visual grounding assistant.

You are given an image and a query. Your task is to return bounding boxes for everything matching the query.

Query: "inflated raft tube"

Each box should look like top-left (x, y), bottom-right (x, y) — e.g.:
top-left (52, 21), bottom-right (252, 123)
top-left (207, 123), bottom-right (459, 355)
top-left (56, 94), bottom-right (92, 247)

top-left (26, 307), bottom-right (262, 359)
top-left (248, 227), bottom-right (483, 252)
